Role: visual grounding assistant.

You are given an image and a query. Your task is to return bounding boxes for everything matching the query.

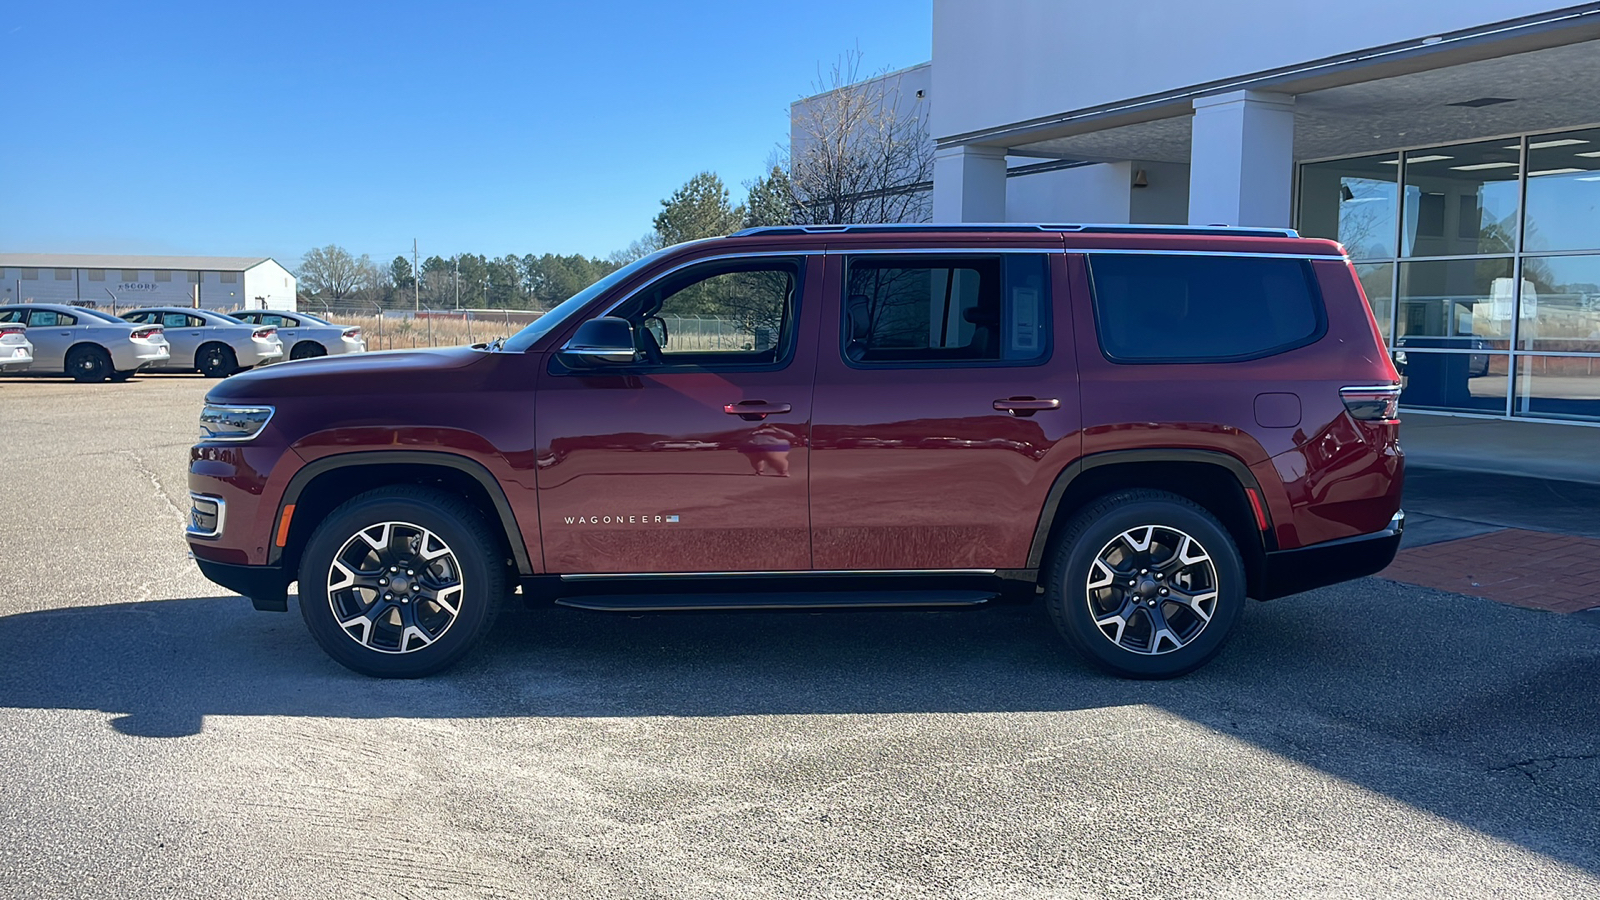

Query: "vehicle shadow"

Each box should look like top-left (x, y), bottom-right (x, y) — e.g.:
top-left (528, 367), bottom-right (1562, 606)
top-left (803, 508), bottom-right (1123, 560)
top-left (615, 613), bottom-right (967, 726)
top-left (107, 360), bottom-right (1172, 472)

top-left (1, 579), bottom-right (1596, 871)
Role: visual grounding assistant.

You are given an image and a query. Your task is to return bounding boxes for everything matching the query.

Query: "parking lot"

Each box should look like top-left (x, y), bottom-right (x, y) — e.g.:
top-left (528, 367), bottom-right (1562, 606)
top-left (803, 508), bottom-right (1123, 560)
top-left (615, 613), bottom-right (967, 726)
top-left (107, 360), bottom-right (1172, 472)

top-left (1, 373), bottom-right (1597, 899)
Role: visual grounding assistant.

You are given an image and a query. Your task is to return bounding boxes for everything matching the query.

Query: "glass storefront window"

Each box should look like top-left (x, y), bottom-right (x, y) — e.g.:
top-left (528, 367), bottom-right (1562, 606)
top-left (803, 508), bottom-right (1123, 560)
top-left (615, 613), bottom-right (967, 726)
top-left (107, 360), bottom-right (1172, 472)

top-left (1514, 355), bottom-right (1600, 421)
top-left (1396, 257), bottom-right (1514, 349)
top-left (1398, 351), bottom-right (1509, 415)
top-left (1401, 140), bottom-right (1521, 257)
top-left (1518, 254), bottom-right (1600, 352)
top-left (1354, 262), bottom-right (1394, 341)
top-left (1523, 127), bottom-right (1600, 253)
top-left (1299, 154), bottom-right (1398, 259)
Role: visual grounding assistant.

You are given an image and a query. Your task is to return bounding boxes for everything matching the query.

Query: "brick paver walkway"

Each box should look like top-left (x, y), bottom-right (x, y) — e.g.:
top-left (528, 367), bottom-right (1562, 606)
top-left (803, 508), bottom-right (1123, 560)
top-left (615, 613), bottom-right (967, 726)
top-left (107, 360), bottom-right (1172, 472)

top-left (1381, 528), bottom-right (1600, 614)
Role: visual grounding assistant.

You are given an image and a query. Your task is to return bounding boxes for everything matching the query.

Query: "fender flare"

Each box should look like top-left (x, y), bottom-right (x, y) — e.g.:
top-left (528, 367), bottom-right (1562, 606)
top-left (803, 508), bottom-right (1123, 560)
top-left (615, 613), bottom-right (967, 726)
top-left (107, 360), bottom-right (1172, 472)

top-left (267, 450), bottom-right (534, 574)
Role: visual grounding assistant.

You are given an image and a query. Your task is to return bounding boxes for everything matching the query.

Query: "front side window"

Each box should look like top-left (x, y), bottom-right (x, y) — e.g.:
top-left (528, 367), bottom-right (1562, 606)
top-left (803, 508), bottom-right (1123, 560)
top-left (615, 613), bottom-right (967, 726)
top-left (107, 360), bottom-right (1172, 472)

top-left (1089, 254), bottom-right (1324, 363)
top-left (843, 254), bottom-right (1049, 366)
top-left (610, 258), bottom-right (802, 367)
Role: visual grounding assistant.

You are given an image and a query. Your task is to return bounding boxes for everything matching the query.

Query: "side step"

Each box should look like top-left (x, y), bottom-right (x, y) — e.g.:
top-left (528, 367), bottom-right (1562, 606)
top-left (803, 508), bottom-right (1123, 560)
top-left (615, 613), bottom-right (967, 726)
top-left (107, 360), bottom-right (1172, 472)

top-left (554, 590), bottom-right (996, 612)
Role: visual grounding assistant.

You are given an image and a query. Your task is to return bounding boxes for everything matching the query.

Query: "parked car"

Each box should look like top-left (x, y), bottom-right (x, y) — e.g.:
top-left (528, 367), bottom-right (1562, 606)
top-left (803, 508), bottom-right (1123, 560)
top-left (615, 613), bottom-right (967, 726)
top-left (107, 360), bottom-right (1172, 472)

top-left (0, 322), bottom-right (33, 372)
top-left (0, 304), bottom-right (168, 381)
top-left (186, 223), bottom-right (1403, 680)
top-left (227, 310), bottom-right (365, 359)
top-left (119, 307), bottom-right (283, 377)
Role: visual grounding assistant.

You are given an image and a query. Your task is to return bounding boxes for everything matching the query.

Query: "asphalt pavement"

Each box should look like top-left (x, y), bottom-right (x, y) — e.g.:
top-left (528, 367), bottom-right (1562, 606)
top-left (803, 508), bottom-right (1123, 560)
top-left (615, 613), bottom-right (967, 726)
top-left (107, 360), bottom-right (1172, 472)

top-left (1, 373), bottom-right (1597, 899)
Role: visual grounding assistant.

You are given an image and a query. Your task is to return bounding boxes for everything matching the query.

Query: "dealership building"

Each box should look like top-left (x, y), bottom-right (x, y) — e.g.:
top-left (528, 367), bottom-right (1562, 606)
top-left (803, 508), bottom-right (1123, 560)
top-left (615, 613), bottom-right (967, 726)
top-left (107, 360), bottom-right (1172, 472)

top-left (0, 254), bottom-right (296, 312)
top-left (815, 1), bottom-right (1600, 426)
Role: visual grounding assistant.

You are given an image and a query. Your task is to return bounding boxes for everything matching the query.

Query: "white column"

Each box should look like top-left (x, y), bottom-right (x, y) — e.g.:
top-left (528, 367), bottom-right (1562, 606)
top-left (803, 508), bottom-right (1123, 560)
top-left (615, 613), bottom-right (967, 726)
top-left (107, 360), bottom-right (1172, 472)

top-left (933, 145), bottom-right (1007, 222)
top-left (1188, 90), bottom-right (1295, 228)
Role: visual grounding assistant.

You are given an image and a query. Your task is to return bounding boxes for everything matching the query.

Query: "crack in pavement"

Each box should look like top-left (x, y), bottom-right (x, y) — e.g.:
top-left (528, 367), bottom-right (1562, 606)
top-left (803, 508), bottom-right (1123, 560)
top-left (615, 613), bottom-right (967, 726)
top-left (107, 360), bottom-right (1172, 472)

top-left (119, 448), bottom-right (186, 522)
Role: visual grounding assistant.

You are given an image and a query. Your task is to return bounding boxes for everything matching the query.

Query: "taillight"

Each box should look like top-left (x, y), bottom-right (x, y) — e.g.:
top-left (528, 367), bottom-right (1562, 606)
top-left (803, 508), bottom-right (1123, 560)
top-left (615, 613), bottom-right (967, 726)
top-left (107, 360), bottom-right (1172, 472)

top-left (132, 326), bottom-right (163, 340)
top-left (0, 325), bottom-right (24, 337)
top-left (1340, 384), bottom-right (1401, 422)
top-left (253, 327), bottom-right (276, 339)
top-left (342, 327), bottom-right (361, 338)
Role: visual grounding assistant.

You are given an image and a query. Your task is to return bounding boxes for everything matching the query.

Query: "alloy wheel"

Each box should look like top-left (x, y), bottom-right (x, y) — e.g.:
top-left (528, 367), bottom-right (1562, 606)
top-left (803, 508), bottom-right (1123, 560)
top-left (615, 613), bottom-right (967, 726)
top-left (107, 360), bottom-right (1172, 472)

top-left (326, 521), bottom-right (465, 654)
top-left (1085, 525), bottom-right (1219, 655)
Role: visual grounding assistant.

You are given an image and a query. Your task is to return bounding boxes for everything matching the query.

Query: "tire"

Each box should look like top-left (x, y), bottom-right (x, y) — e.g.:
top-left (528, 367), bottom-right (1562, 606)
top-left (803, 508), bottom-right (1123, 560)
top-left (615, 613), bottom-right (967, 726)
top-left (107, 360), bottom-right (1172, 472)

top-left (290, 341), bottom-right (326, 360)
top-left (1044, 490), bottom-right (1245, 679)
top-left (67, 345), bottom-right (112, 383)
top-left (298, 485), bottom-right (505, 678)
top-left (196, 343), bottom-right (239, 378)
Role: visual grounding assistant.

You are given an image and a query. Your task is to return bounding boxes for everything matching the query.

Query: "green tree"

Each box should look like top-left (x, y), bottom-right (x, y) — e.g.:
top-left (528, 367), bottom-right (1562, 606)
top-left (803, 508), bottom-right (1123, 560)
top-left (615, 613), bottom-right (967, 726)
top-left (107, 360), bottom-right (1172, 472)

top-left (652, 171), bottom-right (745, 247)
top-left (743, 166), bottom-right (794, 229)
top-left (389, 255), bottom-right (415, 288)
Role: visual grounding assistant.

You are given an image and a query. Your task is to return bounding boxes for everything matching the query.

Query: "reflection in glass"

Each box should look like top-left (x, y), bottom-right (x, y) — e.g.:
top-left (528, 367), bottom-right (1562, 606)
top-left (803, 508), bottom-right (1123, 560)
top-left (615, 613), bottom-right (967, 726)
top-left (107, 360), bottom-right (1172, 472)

top-left (1396, 258), bottom-right (1514, 348)
top-left (1518, 254), bottom-right (1600, 352)
top-left (1355, 263), bottom-right (1394, 343)
top-left (1299, 154), bottom-right (1398, 259)
top-left (1401, 140), bottom-right (1521, 257)
top-left (1514, 355), bottom-right (1600, 421)
top-left (1398, 351), bottom-right (1509, 414)
top-left (1522, 127), bottom-right (1600, 253)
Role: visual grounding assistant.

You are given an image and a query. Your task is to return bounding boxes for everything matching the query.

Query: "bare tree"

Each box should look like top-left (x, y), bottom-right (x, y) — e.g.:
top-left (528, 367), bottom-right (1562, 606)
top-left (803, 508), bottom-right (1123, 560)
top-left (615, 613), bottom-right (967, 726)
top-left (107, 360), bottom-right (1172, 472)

top-left (297, 245), bottom-right (377, 301)
top-left (788, 52), bottom-right (933, 225)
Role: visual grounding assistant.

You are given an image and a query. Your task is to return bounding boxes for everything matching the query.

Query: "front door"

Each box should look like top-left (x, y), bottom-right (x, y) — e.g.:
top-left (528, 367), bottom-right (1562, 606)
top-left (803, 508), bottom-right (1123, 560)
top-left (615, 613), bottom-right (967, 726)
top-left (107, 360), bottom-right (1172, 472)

top-left (534, 254), bottom-right (820, 574)
top-left (809, 249), bottom-right (1081, 570)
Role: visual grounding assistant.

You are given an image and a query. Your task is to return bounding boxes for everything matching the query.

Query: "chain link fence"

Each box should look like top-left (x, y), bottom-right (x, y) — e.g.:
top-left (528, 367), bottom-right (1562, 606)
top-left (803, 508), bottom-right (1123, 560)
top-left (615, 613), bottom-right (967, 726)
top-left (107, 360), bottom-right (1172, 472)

top-left (314, 307), bottom-right (763, 353)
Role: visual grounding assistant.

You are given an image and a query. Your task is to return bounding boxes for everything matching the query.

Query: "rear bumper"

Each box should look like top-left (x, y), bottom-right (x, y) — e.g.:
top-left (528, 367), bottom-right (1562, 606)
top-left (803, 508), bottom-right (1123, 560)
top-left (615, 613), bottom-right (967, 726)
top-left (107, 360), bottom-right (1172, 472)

top-left (194, 556), bottom-right (289, 612)
top-left (1255, 510), bottom-right (1404, 601)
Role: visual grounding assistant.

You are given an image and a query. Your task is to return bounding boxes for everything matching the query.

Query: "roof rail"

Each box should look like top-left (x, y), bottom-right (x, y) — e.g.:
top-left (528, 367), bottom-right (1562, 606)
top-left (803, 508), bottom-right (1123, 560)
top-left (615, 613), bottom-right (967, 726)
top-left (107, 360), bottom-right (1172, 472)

top-left (730, 223), bottom-right (1301, 239)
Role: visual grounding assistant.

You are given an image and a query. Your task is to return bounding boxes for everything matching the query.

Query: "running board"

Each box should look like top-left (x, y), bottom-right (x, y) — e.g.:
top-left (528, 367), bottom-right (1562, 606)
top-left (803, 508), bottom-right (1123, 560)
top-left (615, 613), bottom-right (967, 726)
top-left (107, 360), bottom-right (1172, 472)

top-left (554, 590), bottom-right (996, 612)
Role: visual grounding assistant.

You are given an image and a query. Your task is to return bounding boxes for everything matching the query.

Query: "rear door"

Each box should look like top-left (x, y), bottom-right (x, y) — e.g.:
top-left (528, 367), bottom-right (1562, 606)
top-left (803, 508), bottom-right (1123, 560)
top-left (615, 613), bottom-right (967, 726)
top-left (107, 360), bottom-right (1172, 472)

top-left (160, 311), bottom-right (203, 364)
top-left (808, 246), bottom-right (1081, 570)
top-left (23, 308), bottom-right (76, 371)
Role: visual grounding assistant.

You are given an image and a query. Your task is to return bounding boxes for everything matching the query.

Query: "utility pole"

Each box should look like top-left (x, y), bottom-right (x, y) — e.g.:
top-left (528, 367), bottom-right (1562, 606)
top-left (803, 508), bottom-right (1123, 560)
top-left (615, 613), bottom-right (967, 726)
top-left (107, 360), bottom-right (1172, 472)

top-left (412, 239), bottom-right (420, 313)
top-left (454, 257), bottom-right (460, 310)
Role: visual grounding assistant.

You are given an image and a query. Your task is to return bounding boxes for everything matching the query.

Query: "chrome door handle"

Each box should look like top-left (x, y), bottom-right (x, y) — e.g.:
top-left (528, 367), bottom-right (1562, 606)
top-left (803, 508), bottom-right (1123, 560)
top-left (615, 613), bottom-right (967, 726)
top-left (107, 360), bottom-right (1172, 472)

top-left (993, 397), bottom-right (1060, 417)
top-left (724, 400), bottom-right (792, 421)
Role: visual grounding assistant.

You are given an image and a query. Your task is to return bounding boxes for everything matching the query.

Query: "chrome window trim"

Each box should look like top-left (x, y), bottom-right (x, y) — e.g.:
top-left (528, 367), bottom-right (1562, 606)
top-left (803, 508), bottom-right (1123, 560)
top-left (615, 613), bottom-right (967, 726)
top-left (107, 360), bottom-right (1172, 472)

top-left (186, 493), bottom-right (226, 539)
top-left (560, 568), bottom-right (998, 581)
top-left (594, 250), bottom-right (814, 321)
top-left (1076, 249), bottom-right (1347, 260)
top-left (733, 223), bottom-right (1300, 238)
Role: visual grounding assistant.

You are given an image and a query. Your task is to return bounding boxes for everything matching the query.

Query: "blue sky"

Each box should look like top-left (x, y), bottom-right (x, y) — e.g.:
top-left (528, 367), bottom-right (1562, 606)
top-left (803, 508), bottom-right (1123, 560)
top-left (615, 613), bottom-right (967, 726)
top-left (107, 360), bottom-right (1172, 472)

top-left (0, 1), bottom-right (931, 270)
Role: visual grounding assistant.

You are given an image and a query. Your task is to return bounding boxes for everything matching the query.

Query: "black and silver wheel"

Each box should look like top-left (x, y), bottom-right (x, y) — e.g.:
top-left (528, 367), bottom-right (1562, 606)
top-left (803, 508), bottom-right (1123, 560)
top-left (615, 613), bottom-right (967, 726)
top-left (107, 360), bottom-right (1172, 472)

top-left (290, 341), bottom-right (326, 360)
top-left (298, 486), bottom-right (504, 677)
top-left (67, 345), bottom-right (112, 383)
top-left (1045, 490), bottom-right (1244, 679)
top-left (196, 342), bottom-right (238, 378)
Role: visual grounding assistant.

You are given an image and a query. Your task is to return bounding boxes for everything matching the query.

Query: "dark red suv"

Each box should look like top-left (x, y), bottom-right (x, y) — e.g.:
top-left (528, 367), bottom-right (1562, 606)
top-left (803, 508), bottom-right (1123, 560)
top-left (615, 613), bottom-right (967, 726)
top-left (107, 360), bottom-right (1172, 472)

top-left (186, 224), bottom-right (1403, 679)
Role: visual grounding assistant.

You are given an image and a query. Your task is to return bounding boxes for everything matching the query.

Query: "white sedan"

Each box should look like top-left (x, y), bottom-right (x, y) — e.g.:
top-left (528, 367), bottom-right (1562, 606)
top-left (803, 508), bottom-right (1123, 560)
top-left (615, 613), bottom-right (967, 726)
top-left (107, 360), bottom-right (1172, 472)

top-left (0, 322), bottom-right (32, 372)
top-left (0, 304), bottom-right (169, 382)
top-left (121, 307), bottom-right (283, 377)
top-left (228, 310), bottom-right (366, 359)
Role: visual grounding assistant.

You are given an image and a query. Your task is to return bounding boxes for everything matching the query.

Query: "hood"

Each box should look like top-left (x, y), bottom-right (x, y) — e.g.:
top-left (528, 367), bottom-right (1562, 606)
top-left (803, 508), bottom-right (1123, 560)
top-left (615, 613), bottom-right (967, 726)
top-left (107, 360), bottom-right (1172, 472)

top-left (205, 345), bottom-right (489, 402)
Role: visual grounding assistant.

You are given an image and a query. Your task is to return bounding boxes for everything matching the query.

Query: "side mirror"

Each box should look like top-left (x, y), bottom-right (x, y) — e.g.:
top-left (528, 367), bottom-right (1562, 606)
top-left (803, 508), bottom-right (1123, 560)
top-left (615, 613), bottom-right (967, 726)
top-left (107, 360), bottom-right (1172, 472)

top-left (560, 316), bottom-right (637, 366)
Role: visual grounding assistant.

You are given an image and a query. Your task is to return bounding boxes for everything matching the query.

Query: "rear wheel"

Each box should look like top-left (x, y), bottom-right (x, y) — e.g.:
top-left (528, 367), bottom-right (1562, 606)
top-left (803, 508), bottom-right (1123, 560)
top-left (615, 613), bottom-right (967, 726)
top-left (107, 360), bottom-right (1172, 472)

top-left (298, 486), bottom-right (504, 678)
top-left (67, 346), bottom-right (112, 383)
top-left (1044, 490), bottom-right (1245, 679)
top-left (196, 343), bottom-right (238, 377)
top-left (290, 341), bottom-right (326, 360)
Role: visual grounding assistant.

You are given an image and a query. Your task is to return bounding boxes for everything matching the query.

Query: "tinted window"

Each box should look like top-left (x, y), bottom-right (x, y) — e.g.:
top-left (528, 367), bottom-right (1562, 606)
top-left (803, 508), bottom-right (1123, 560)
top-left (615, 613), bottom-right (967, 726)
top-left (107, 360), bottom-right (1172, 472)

top-left (612, 259), bottom-right (801, 367)
top-left (1088, 254), bottom-right (1323, 362)
top-left (27, 310), bottom-right (76, 327)
top-left (122, 312), bottom-right (157, 324)
top-left (0, 309), bottom-right (23, 324)
top-left (844, 254), bottom-right (1049, 365)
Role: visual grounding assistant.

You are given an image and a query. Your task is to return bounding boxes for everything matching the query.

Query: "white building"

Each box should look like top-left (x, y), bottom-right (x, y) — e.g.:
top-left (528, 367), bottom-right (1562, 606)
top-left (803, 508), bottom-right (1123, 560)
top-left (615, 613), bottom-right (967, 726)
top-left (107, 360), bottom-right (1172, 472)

top-left (796, 1), bottom-right (1600, 425)
top-left (0, 254), bottom-right (296, 312)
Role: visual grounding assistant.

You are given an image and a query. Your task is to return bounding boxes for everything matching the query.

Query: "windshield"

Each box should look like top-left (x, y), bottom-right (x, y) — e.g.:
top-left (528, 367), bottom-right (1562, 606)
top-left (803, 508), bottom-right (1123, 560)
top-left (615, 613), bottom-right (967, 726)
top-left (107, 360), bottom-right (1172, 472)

top-left (74, 307), bottom-right (125, 323)
top-left (296, 312), bottom-right (332, 325)
top-left (500, 246), bottom-right (677, 353)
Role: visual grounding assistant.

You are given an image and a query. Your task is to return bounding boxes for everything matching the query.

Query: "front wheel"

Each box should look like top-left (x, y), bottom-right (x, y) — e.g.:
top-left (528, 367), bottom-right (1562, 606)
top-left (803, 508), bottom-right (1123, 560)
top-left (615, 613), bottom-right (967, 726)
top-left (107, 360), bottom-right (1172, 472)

top-left (297, 486), bottom-right (505, 677)
top-left (1044, 490), bottom-right (1245, 679)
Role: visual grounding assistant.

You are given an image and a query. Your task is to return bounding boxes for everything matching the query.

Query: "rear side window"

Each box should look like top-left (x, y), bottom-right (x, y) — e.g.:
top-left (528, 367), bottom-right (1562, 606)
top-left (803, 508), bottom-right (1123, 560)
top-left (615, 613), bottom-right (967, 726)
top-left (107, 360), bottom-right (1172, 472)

top-left (844, 254), bottom-right (1049, 366)
top-left (27, 310), bottom-right (76, 327)
top-left (1088, 254), bottom-right (1324, 362)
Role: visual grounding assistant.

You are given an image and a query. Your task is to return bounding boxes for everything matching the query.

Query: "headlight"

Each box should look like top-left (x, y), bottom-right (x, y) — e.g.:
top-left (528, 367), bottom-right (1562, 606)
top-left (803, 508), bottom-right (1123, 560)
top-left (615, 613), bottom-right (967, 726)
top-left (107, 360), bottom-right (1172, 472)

top-left (199, 404), bottom-right (275, 441)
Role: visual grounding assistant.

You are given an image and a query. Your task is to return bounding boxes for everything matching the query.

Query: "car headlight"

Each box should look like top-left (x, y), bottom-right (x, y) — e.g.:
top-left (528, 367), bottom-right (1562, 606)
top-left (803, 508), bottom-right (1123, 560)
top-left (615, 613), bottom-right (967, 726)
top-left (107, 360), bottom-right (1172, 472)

top-left (199, 404), bottom-right (275, 441)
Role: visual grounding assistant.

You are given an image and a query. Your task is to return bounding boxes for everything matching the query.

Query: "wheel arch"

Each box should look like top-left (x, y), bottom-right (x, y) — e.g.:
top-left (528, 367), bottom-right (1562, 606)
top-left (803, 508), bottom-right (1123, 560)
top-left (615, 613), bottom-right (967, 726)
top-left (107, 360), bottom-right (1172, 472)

top-left (269, 451), bottom-right (534, 579)
top-left (1029, 450), bottom-right (1273, 598)
top-left (290, 340), bottom-right (327, 357)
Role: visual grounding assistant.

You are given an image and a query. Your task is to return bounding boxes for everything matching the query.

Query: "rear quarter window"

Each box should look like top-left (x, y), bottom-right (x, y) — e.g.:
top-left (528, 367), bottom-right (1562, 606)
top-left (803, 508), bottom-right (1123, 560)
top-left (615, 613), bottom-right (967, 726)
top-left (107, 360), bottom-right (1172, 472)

top-left (1087, 254), bottom-right (1325, 363)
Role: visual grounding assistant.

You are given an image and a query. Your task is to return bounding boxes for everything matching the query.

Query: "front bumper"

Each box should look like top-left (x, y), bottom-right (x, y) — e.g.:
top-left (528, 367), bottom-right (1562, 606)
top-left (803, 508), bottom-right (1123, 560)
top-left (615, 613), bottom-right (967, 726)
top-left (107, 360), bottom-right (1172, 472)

top-left (194, 556), bottom-right (289, 612)
top-left (1255, 510), bottom-right (1404, 601)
